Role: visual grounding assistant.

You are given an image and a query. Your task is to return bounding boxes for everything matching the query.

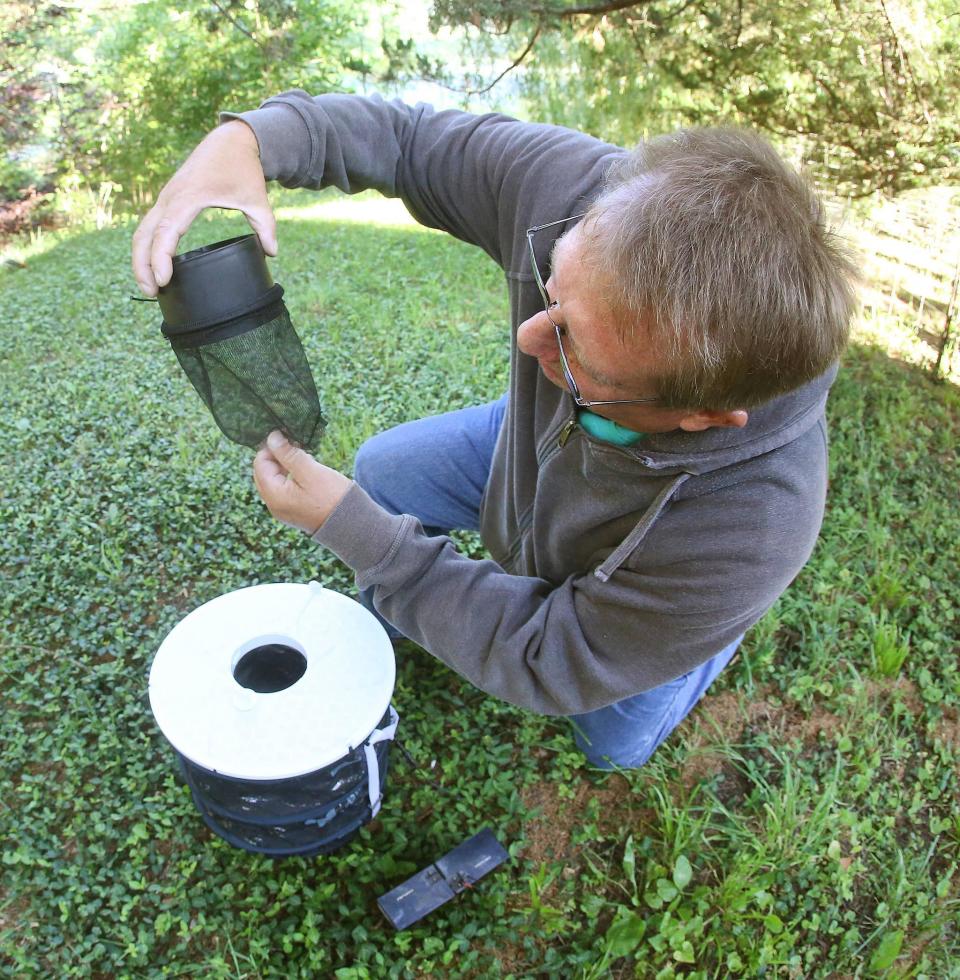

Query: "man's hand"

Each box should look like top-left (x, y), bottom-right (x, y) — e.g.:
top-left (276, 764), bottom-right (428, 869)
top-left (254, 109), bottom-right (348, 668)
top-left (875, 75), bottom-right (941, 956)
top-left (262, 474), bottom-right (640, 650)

top-left (253, 431), bottom-right (352, 535)
top-left (131, 120), bottom-right (278, 297)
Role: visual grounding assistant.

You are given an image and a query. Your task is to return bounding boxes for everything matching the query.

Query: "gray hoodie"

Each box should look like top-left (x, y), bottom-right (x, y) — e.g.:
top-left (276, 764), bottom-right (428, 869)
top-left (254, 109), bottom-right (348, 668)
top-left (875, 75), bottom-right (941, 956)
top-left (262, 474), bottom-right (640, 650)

top-left (225, 93), bottom-right (833, 716)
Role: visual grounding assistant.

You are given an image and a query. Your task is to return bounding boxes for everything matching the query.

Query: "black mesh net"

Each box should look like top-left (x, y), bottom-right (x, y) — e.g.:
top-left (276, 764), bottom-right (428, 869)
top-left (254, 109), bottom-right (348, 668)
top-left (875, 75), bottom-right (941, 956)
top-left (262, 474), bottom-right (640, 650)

top-left (177, 722), bottom-right (393, 857)
top-left (155, 235), bottom-right (326, 451)
top-left (164, 287), bottom-right (326, 452)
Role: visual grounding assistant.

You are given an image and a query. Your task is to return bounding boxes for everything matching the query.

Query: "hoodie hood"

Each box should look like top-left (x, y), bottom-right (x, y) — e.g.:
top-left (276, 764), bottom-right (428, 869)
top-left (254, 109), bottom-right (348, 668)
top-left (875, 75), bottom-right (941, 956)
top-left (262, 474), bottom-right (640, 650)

top-left (622, 364), bottom-right (837, 475)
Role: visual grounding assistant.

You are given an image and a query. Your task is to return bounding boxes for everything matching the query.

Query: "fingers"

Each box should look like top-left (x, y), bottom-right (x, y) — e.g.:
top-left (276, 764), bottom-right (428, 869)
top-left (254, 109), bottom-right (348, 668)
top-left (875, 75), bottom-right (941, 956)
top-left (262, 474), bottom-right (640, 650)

top-left (132, 204), bottom-right (199, 296)
top-left (132, 201), bottom-right (273, 296)
top-left (253, 432), bottom-right (352, 534)
top-left (131, 211), bottom-right (162, 297)
top-left (265, 430), bottom-right (314, 481)
top-left (132, 202), bottom-right (275, 296)
top-left (252, 439), bottom-right (320, 535)
top-left (149, 211), bottom-right (199, 292)
top-left (252, 445), bottom-right (288, 492)
top-left (130, 119), bottom-right (275, 296)
top-left (252, 434), bottom-right (314, 502)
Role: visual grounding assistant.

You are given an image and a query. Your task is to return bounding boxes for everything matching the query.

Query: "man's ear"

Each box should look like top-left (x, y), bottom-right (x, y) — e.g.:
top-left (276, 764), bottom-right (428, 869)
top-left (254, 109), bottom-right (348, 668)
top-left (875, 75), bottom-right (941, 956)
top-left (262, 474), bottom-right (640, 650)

top-left (678, 409), bottom-right (749, 432)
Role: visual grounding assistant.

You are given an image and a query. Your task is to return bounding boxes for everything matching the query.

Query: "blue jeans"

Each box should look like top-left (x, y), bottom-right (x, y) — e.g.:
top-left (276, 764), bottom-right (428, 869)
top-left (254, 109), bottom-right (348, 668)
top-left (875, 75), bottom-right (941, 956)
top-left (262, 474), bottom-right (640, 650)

top-left (353, 396), bottom-right (740, 770)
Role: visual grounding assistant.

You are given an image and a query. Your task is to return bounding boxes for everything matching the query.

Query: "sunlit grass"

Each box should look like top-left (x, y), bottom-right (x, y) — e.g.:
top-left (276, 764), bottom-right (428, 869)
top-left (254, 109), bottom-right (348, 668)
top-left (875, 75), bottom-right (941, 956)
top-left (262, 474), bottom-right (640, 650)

top-left (273, 190), bottom-right (420, 228)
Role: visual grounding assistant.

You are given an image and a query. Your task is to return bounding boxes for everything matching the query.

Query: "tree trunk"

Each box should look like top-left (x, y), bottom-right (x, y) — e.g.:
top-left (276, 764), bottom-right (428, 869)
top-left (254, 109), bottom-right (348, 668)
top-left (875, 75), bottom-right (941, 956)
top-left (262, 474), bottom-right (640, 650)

top-left (933, 253), bottom-right (960, 380)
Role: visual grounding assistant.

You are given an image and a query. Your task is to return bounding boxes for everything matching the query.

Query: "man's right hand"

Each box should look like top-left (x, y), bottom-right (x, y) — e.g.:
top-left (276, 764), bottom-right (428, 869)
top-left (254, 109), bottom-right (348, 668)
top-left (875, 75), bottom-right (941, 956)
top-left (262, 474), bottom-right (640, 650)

top-left (131, 119), bottom-right (278, 297)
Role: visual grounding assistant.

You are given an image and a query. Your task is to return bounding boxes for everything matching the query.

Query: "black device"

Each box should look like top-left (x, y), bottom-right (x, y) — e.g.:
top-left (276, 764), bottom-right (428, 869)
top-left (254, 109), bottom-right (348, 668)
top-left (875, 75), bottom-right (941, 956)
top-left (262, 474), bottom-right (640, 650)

top-left (377, 828), bottom-right (510, 930)
top-left (157, 234), bottom-right (325, 451)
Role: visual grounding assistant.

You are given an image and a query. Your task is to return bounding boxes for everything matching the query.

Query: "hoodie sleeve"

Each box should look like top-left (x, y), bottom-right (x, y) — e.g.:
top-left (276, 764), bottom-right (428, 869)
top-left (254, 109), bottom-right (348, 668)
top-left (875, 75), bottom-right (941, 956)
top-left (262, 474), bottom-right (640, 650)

top-left (221, 91), bottom-right (618, 274)
top-left (311, 466), bottom-right (820, 717)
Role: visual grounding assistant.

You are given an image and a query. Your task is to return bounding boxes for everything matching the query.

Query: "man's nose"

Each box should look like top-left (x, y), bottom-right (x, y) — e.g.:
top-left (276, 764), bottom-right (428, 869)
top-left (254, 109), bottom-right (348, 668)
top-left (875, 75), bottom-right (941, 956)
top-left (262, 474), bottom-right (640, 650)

top-left (516, 309), bottom-right (557, 358)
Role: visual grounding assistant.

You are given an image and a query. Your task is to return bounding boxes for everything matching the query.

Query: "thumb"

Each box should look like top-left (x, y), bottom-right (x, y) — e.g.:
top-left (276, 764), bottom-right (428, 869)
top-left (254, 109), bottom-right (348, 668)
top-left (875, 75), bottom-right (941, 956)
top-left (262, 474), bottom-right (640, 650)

top-left (266, 430), bottom-right (311, 478)
top-left (246, 207), bottom-right (278, 257)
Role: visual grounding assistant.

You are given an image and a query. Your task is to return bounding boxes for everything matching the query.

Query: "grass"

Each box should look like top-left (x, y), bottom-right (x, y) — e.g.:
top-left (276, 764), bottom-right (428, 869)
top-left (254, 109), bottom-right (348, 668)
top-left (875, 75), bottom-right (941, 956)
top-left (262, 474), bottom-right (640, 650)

top-left (1, 188), bottom-right (958, 978)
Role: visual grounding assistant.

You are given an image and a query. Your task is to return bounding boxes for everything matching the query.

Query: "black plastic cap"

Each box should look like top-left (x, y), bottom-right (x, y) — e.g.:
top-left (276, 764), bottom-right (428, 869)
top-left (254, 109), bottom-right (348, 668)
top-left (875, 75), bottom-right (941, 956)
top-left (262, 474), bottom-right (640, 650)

top-left (157, 234), bottom-right (274, 329)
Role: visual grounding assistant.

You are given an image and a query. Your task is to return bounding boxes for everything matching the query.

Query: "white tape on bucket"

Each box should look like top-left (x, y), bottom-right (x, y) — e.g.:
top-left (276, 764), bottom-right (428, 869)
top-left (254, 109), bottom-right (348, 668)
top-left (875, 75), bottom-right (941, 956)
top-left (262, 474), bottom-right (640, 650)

top-left (364, 706), bottom-right (400, 817)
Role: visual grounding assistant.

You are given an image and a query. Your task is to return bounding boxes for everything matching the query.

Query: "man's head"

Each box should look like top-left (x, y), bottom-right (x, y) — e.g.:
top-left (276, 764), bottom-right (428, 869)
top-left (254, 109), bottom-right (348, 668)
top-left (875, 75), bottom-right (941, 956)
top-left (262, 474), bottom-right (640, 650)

top-left (517, 127), bottom-right (858, 432)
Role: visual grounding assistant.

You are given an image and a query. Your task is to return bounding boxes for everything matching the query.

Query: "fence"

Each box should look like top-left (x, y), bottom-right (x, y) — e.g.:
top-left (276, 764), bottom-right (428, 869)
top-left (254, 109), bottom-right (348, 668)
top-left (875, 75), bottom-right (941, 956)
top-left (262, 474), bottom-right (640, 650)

top-left (848, 186), bottom-right (960, 381)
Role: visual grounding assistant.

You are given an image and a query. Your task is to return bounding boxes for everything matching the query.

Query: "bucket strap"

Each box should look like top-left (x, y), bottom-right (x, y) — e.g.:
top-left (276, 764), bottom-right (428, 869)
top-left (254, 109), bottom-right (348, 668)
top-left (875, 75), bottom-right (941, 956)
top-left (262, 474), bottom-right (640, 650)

top-left (364, 706), bottom-right (400, 817)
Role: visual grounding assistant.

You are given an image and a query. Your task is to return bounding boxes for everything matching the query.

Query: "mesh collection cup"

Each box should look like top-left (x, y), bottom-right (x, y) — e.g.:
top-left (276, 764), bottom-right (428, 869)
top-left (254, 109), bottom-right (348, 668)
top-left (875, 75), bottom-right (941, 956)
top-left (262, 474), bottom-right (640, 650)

top-left (157, 234), bottom-right (325, 451)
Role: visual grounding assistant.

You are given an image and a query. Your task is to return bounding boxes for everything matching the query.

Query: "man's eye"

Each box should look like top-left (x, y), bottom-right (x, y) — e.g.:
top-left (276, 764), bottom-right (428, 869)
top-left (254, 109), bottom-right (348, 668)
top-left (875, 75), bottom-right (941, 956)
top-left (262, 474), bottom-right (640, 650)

top-left (547, 299), bottom-right (560, 312)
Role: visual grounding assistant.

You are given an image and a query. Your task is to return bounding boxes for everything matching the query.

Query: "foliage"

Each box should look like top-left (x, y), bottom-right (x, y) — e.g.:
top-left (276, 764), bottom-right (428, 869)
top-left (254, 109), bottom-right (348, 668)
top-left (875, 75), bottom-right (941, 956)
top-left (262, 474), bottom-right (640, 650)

top-left (0, 0), bottom-right (374, 210)
top-left (1, 191), bottom-right (958, 975)
top-left (0, 3), bottom-right (75, 205)
top-left (90, 0), bottom-right (372, 198)
top-left (421, 0), bottom-right (960, 197)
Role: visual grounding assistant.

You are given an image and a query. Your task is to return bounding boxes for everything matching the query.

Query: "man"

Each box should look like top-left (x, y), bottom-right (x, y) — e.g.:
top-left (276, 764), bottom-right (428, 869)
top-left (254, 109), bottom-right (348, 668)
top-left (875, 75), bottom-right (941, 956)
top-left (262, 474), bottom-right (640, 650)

top-left (133, 92), bottom-right (857, 769)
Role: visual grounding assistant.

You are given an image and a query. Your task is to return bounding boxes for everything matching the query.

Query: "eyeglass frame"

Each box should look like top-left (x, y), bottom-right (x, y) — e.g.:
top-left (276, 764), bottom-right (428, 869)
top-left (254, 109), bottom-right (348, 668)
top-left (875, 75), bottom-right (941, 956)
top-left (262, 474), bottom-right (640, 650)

top-left (525, 214), bottom-right (662, 408)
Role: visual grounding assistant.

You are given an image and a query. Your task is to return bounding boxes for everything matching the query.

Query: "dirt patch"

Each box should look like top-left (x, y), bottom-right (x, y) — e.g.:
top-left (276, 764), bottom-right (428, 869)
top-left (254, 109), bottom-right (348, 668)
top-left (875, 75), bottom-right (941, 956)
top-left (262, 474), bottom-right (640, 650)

top-left (0, 889), bottom-right (38, 958)
top-left (676, 676), bottom-right (933, 795)
top-left (466, 939), bottom-right (533, 980)
top-left (519, 773), bottom-right (639, 869)
top-left (933, 704), bottom-right (960, 751)
top-left (674, 689), bottom-right (834, 790)
top-left (21, 759), bottom-right (66, 779)
top-left (676, 687), bottom-right (850, 789)
top-left (747, 698), bottom-right (845, 745)
top-left (470, 775), bottom-right (644, 978)
top-left (864, 676), bottom-right (923, 715)
top-left (677, 690), bottom-right (748, 787)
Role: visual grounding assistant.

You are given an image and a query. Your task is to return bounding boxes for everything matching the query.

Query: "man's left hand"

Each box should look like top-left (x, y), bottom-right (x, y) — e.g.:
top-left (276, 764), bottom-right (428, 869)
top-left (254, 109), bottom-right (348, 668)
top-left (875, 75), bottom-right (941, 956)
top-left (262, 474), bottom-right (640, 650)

top-left (253, 431), bottom-right (351, 534)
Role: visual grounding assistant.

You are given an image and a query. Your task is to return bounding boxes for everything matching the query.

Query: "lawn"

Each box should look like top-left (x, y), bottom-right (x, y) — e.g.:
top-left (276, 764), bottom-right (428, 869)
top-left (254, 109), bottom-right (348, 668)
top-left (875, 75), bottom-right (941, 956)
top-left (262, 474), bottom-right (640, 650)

top-left (1, 189), bottom-right (958, 978)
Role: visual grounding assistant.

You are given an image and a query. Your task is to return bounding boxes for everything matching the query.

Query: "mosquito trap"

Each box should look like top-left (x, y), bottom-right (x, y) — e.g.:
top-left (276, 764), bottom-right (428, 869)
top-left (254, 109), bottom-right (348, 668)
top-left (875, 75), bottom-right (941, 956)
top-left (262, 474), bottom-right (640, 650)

top-left (149, 582), bottom-right (398, 857)
top-left (157, 234), bottom-right (326, 451)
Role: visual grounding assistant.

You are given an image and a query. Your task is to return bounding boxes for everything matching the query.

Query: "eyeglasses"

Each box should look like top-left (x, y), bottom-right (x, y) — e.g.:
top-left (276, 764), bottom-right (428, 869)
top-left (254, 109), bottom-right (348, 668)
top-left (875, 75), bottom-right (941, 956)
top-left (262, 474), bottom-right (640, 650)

top-left (526, 215), bottom-right (661, 408)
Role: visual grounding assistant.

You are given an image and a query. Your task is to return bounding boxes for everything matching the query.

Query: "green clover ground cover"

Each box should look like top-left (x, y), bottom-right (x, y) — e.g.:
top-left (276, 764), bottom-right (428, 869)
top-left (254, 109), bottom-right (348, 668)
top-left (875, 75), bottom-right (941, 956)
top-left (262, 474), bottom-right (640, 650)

top-left (1, 192), bottom-right (958, 978)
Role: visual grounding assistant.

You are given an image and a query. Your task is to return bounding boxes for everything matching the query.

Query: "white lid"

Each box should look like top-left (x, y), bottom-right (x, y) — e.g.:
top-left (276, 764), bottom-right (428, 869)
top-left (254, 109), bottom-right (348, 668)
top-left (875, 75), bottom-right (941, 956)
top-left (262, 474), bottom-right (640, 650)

top-left (148, 582), bottom-right (395, 780)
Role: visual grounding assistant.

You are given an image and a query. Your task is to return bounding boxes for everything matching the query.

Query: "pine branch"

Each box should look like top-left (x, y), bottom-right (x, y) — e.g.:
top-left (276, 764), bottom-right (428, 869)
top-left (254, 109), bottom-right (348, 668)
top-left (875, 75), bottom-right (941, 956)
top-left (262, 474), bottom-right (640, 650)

top-left (877, 0), bottom-right (933, 127)
top-left (421, 23), bottom-right (543, 97)
top-left (540, 0), bottom-right (657, 18)
top-left (465, 23), bottom-right (542, 95)
top-left (208, 0), bottom-right (261, 49)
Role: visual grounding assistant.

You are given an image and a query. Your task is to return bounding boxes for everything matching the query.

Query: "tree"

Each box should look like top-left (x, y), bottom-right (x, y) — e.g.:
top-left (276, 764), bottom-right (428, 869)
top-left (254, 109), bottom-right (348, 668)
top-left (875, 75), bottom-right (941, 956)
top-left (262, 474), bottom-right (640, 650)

top-left (412, 0), bottom-right (960, 197)
top-left (88, 0), bottom-right (372, 199)
top-left (0, 3), bottom-right (78, 198)
top-left (1, 0), bottom-right (373, 210)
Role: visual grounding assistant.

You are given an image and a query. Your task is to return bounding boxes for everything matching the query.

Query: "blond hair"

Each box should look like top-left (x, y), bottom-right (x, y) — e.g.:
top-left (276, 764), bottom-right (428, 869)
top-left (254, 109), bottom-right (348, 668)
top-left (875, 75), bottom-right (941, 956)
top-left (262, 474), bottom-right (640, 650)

top-left (582, 128), bottom-right (859, 409)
